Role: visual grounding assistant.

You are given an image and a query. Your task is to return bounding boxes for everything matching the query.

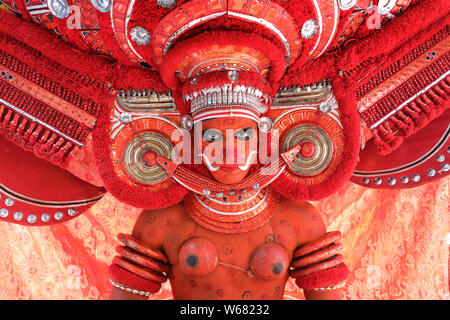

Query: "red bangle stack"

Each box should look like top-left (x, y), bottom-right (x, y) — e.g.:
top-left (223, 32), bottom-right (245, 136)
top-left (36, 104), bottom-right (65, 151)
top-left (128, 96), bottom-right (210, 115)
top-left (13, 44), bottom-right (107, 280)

top-left (108, 233), bottom-right (170, 295)
top-left (290, 231), bottom-right (349, 290)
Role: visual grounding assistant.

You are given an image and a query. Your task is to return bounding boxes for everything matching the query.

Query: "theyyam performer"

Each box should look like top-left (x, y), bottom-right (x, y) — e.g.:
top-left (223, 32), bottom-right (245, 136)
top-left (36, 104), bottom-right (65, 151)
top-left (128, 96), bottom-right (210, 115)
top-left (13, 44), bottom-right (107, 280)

top-left (0, 0), bottom-right (448, 300)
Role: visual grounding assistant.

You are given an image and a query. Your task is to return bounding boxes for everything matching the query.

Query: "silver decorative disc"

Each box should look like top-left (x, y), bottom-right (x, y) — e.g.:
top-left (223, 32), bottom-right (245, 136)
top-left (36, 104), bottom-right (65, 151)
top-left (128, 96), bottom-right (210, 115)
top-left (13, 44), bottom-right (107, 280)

top-left (0, 208), bottom-right (8, 218)
top-left (258, 117), bottom-right (273, 133)
top-left (119, 112), bottom-right (133, 124)
top-left (427, 168), bottom-right (436, 177)
top-left (387, 178), bottom-right (396, 186)
top-left (4, 198), bottom-right (14, 207)
top-left (41, 213), bottom-right (51, 223)
top-left (48, 0), bottom-right (70, 19)
top-left (181, 115), bottom-right (194, 131)
top-left (400, 176), bottom-right (409, 184)
top-left (319, 102), bottom-right (332, 114)
top-left (54, 211), bottom-right (64, 220)
top-left (411, 174), bottom-right (421, 182)
top-left (13, 211), bottom-right (23, 221)
top-left (157, 0), bottom-right (177, 9)
top-left (301, 19), bottom-right (319, 39)
top-left (89, 0), bottom-right (112, 12)
top-left (68, 208), bottom-right (77, 216)
top-left (228, 70), bottom-right (240, 82)
top-left (130, 26), bottom-right (151, 46)
top-left (27, 215), bottom-right (37, 224)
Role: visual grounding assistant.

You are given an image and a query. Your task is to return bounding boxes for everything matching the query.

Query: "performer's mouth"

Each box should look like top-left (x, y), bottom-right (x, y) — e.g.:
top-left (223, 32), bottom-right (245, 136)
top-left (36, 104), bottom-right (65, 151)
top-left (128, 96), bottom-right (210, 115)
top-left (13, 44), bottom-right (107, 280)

top-left (219, 166), bottom-right (240, 173)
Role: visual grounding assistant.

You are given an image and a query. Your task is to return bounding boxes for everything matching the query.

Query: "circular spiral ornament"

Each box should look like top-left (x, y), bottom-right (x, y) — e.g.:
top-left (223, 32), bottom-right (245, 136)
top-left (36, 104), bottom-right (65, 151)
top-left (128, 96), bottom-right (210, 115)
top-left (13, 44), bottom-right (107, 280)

top-left (273, 108), bottom-right (345, 186)
top-left (281, 125), bottom-right (333, 176)
top-left (124, 132), bottom-right (173, 185)
top-left (110, 116), bottom-right (183, 191)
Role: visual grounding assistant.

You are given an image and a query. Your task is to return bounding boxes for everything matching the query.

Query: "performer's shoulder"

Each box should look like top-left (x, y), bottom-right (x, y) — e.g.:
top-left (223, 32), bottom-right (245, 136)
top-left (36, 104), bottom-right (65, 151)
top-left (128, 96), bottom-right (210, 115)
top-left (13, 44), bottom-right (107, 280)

top-left (276, 198), bottom-right (327, 245)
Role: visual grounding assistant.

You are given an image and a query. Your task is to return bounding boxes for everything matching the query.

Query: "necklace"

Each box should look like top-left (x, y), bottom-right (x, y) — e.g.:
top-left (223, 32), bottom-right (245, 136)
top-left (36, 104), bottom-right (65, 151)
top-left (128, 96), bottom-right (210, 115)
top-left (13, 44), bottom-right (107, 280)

top-left (184, 186), bottom-right (279, 233)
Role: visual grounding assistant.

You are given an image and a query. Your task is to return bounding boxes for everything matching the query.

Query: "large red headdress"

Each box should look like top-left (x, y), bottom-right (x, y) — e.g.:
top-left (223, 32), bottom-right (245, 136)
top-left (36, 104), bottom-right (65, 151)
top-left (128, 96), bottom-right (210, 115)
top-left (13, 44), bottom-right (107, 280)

top-left (0, 0), bottom-right (447, 220)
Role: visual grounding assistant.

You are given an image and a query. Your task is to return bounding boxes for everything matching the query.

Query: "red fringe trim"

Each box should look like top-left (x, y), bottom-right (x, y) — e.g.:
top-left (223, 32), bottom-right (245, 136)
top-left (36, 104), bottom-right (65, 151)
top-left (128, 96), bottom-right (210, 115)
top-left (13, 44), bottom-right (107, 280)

top-left (372, 77), bottom-right (450, 155)
top-left (0, 104), bottom-right (75, 166)
top-left (0, 10), bottom-right (116, 86)
top-left (295, 263), bottom-right (350, 291)
top-left (0, 34), bottom-right (110, 108)
top-left (0, 9), bottom-right (164, 94)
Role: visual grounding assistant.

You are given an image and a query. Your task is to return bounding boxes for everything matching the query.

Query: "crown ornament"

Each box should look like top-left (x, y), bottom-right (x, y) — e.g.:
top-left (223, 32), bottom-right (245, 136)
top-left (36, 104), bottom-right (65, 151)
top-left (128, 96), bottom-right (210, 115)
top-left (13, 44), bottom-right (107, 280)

top-left (181, 70), bottom-right (272, 123)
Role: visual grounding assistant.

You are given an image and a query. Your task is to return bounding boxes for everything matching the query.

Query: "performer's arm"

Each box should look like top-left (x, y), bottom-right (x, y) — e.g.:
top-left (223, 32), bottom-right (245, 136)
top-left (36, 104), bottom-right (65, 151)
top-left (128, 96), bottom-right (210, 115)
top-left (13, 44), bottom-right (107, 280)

top-left (109, 210), bottom-right (169, 300)
top-left (288, 202), bottom-right (349, 300)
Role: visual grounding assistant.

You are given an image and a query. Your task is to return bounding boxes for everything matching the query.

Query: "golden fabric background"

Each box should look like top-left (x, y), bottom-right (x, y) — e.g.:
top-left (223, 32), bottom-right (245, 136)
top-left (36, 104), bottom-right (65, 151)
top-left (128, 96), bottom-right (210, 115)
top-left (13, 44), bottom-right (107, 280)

top-left (0, 178), bottom-right (448, 300)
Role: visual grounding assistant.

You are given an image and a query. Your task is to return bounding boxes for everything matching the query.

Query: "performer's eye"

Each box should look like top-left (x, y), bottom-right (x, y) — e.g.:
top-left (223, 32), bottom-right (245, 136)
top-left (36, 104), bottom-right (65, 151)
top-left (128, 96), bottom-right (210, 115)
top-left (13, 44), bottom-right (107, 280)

top-left (202, 129), bottom-right (223, 143)
top-left (234, 128), bottom-right (254, 141)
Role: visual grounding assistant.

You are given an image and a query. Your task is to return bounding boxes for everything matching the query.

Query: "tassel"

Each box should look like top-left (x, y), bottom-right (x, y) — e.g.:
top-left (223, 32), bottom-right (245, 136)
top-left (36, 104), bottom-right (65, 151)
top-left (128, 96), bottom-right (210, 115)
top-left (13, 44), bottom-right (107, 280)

top-left (0, 104), bottom-right (5, 120)
top-left (41, 133), bottom-right (58, 151)
top-left (17, 117), bottom-right (28, 134)
top-left (24, 122), bottom-right (37, 141)
top-left (433, 84), bottom-right (446, 96)
top-left (38, 129), bottom-right (51, 144)
top-left (29, 125), bottom-right (42, 145)
top-left (2, 109), bottom-right (12, 125)
top-left (372, 77), bottom-right (449, 155)
top-left (8, 113), bottom-right (20, 131)
top-left (50, 140), bottom-right (72, 165)
top-left (49, 137), bottom-right (65, 154)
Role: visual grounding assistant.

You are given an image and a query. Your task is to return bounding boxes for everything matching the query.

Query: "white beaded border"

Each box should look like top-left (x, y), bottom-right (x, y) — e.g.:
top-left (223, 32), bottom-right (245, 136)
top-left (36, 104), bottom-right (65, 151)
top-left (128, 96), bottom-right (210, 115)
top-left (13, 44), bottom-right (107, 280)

top-left (109, 278), bottom-right (153, 297)
top-left (0, 195), bottom-right (78, 224)
top-left (358, 146), bottom-right (449, 186)
top-left (312, 281), bottom-right (346, 291)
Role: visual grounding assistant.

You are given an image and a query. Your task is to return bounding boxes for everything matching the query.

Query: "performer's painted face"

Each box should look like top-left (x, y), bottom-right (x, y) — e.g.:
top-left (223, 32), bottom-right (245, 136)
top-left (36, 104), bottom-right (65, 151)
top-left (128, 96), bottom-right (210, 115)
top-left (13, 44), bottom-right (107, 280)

top-left (198, 117), bottom-right (258, 184)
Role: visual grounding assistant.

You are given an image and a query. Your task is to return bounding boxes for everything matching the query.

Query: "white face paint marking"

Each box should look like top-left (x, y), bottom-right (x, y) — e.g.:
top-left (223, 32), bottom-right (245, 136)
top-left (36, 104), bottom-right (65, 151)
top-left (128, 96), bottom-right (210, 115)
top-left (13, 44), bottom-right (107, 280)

top-left (197, 153), bottom-right (220, 171)
top-left (238, 151), bottom-right (258, 170)
top-left (198, 150), bottom-right (257, 172)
